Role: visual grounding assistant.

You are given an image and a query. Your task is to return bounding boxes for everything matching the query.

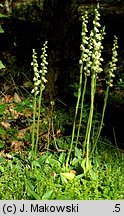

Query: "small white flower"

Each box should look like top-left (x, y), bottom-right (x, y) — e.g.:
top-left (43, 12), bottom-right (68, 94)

top-left (31, 89), bottom-right (34, 94)
top-left (90, 31), bottom-right (94, 37)
top-left (81, 32), bottom-right (86, 36)
top-left (33, 77), bottom-right (37, 81)
top-left (41, 85), bottom-right (45, 91)
top-left (41, 63), bottom-right (45, 67)
top-left (35, 90), bottom-right (39, 95)
top-left (82, 39), bottom-right (88, 44)
top-left (83, 53), bottom-right (88, 59)
top-left (34, 86), bottom-right (38, 91)
top-left (35, 80), bottom-right (41, 86)
top-left (110, 83), bottom-right (113, 87)
top-left (92, 54), bottom-right (95, 59)
top-left (79, 59), bottom-right (83, 65)
top-left (43, 61), bottom-right (48, 65)
top-left (34, 66), bottom-right (38, 72)
top-left (111, 74), bottom-right (115, 78)
top-left (42, 77), bottom-right (47, 83)
top-left (80, 44), bottom-right (84, 50)
top-left (43, 69), bottom-right (47, 74)
top-left (35, 73), bottom-right (40, 79)
top-left (94, 27), bottom-right (99, 33)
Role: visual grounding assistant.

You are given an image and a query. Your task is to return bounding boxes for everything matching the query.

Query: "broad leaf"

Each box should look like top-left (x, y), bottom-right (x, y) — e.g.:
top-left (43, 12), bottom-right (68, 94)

top-left (71, 157), bottom-right (82, 166)
top-left (59, 152), bottom-right (66, 164)
top-left (0, 165), bottom-right (4, 172)
top-left (0, 127), bottom-right (5, 135)
top-left (75, 173), bottom-right (85, 180)
top-left (81, 158), bottom-right (86, 174)
top-left (60, 172), bottom-right (75, 180)
top-left (0, 60), bottom-right (5, 69)
top-left (60, 174), bottom-right (68, 184)
top-left (0, 25), bottom-right (4, 33)
top-left (25, 179), bottom-right (40, 200)
top-left (74, 147), bottom-right (82, 158)
top-left (42, 190), bottom-right (53, 200)
top-left (89, 169), bottom-right (98, 180)
top-left (0, 142), bottom-right (4, 149)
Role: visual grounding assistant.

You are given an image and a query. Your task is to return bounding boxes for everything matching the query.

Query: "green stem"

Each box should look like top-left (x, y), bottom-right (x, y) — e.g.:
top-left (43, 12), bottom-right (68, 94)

top-left (76, 75), bottom-right (87, 147)
top-left (66, 63), bottom-right (83, 169)
top-left (92, 85), bottom-right (109, 153)
top-left (31, 94), bottom-right (36, 159)
top-left (35, 84), bottom-right (43, 156)
top-left (84, 74), bottom-right (96, 173)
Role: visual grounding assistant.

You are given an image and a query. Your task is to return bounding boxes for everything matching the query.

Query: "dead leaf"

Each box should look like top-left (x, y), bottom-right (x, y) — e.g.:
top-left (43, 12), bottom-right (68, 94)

top-left (70, 170), bottom-right (77, 175)
top-left (51, 172), bottom-right (57, 177)
top-left (8, 106), bottom-right (19, 118)
top-left (17, 126), bottom-right (32, 139)
top-left (1, 133), bottom-right (7, 140)
top-left (55, 129), bottom-right (62, 138)
top-left (2, 95), bottom-right (14, 103)
top-left (11, 140), bottom-right (24, 152)
top-left (17, 130), bottom-right (26, 139)
top-left (1, 121), bottom-right (11, 129)
top-left (61, 172), bottom-right (76, 180)
top-left (22, 81), bottom-right (32, 88)
top-left (5, 154), bottom-right (13, 160)
top-left (42, 133), bottom-right (49, 140)
top-left (14, 93), bottom-right (21, 103)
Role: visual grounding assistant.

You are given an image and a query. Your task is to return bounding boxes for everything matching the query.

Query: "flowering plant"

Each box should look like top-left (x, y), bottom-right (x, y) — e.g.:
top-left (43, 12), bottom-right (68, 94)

top-left (31, 41), bottom-right (48, 161)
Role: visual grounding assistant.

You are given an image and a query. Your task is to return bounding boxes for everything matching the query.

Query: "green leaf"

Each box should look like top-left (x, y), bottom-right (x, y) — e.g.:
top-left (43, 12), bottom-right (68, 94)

top-left (74, 147), bottom-right (82, 159)
top-left (22, 81), bottom-right (32, 88)
top-left (0, 142), bottom-right (4, 149)
top-left (23, 99), bottom-right (32, 108)
top-left (31, 160), bottom-right (41, 168)
top-left (46, 156), bottom-right (60, 167)
top-left (71, 157), bottom-right (82, 166)
top-left (0, 13), bottom-right (8, 18)
top-left (0, 60), bottom-right (5, 69)
top-left (0, 156), bottom-right (6, 163)
top-left (0, 127), bottom-right (5, 135)
top-left (60, 174), bottom-right (68, 184)
top-left (37, 154), bottom-right (48, 164)
top-left (26, 180), bottom-right (40, 200)
top-left (74, 92), bottom-right (78, 97)
top-left (57, 195), bottom-right (72, 200)
top-left (0, 104), bottom-right (6, 116)
top-left (16, 104), bottom-right (23, 112)
top-left (81, 158), bottom-right (86, 174)
top-left (0, 25), bottom-right (4, 33)
top-left (0, 165), bottom-right (4, 173)
top-left (75, 173), bottom-right (85, 180)
top-left (27, 186), bottom-right (40, 200)
top-left (89, 169), bottom-right (98, 180)
top-left (42, 190), bottom-right (53, 200)
top-left (25, 179), bottom-right (34, 190)
top-left (59, 152), bottom-right (66, 164)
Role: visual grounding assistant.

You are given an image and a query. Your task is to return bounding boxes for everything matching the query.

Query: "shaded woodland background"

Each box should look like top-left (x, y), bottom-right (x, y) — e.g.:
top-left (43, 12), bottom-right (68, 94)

top-left (0, 0), bottom-right (124, 147)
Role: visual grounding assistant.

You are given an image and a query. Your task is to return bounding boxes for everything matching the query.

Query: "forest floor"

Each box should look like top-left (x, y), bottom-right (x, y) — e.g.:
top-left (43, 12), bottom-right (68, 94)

top-left (0, 93), bottom-right (124, 200)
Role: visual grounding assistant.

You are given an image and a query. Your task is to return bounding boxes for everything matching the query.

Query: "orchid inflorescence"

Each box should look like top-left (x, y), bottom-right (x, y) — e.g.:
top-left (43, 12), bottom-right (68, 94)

top-left (106, 36), bottom-right (118, 87)
top-left (31, 41), bottom-right (48, 96)
top-left (79, 4), bottom-right (105, 78)
top-left (68, 4), bottom-right (118, 172)
top-left (30, 41), bottom-right (48, 162)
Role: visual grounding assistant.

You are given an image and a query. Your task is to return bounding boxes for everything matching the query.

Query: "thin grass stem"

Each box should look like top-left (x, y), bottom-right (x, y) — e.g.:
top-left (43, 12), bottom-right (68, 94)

top-left (76, 75), bottom-right (87, 146)
top-left (92, 86), bottom-right (109, 153)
